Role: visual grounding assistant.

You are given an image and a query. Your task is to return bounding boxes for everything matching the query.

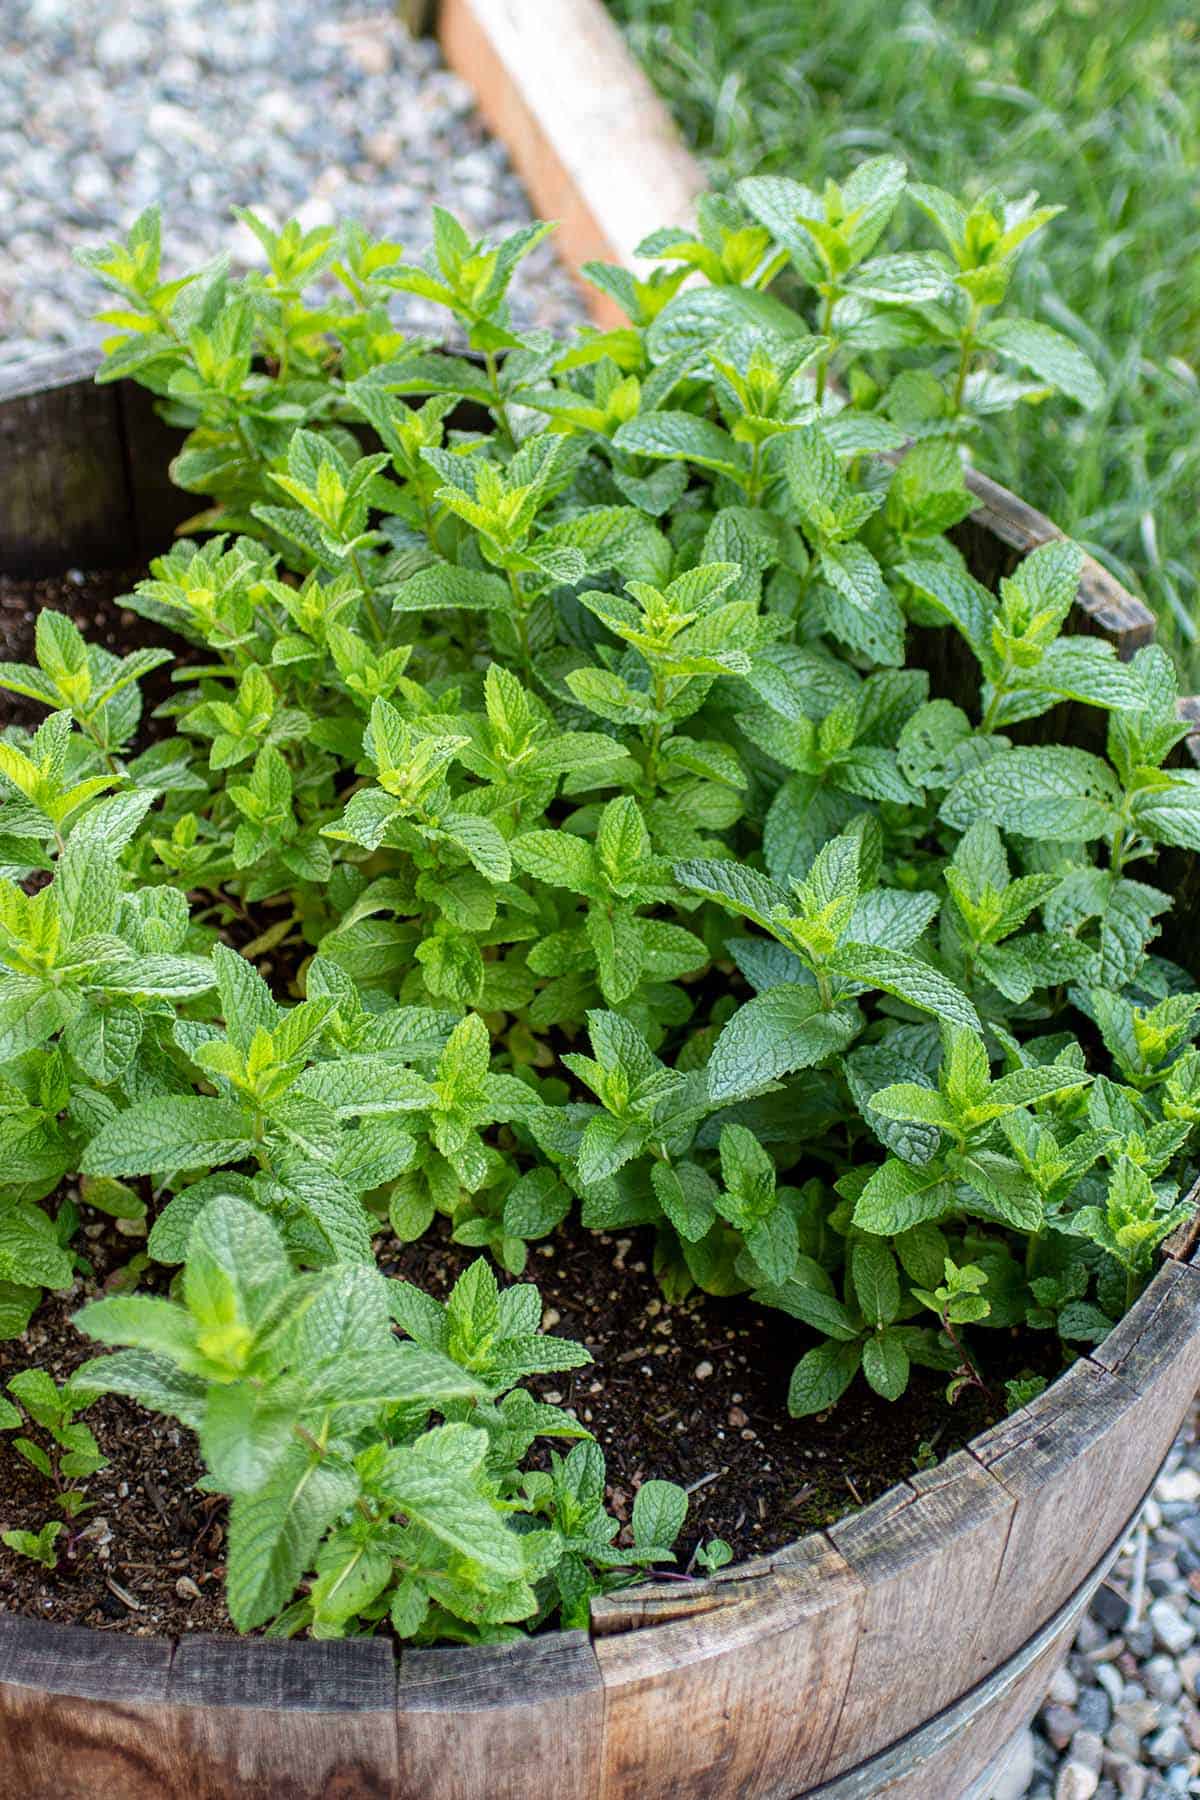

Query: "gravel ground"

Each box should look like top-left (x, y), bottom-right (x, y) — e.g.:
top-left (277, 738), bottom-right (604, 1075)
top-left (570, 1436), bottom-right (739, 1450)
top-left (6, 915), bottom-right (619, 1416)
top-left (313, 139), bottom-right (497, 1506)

top-left (0, 0), bottom-right (586, 358)
top-left (992, 1415), bottom-right (1200, 1800)
top-left (3, 6), bottom-right (1200, 1796)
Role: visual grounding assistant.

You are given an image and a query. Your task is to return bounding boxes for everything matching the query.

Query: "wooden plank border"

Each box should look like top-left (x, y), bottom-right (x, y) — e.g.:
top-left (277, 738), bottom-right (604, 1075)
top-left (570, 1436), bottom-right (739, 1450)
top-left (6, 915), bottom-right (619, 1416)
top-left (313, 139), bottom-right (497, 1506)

top-left (436, 0), bottom-right (705, 329)
top-left (808, 1466), bottom-right (1146, 1800)
top-left (0, 348), bottom-right (193, 575)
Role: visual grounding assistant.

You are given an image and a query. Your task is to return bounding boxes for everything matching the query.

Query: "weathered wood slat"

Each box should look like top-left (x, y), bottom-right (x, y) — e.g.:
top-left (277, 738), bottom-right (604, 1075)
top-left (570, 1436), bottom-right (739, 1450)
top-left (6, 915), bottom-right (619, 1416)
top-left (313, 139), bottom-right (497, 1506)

top-left (165, 1635), bottom-right (400, 1799)
top-left (0, 1624), bottom-right (402, 1800)
top-left (594, 1534), bottom-right (863, 1799)
top-left (819, 1450), bottom-right (1015, 1779)
top-left (395, 1630), bottom-right (603, 1800)
top-left (0, 1616), bottom-right (176, 1800)
top-left (963, 1246), bottom-right (1200, 1687)
top-left (117, 378), bottom-right (195, 557)
top-left (0, 349), bottom-right (137, 576)
top-left (1089, 1254), bottom-right (1200, 1423)
top-left (437, 0), bottom-right (705, 331)
top-left (964, 1357), bottom-right (1150, 1680)
top-left (809, 1503), bottom-right (1129, 1800)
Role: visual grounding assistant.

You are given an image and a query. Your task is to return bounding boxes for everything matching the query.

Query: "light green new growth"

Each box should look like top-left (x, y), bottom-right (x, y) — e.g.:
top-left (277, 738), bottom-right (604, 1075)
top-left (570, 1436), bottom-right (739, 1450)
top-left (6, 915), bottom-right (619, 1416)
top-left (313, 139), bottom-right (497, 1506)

top-left (0, 167), bottom-right (1196, 1633)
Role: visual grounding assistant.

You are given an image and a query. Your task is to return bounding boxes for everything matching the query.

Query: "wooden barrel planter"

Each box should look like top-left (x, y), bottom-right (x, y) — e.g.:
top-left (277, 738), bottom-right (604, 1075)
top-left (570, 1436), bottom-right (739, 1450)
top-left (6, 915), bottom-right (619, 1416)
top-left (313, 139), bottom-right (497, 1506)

top-left (2, 348), bottom-right (1200, 1800)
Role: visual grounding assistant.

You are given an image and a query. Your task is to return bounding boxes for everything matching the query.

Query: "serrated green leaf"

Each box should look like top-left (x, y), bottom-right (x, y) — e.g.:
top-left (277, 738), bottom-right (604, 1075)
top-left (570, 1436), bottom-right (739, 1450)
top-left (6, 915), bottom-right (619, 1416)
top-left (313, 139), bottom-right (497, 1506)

top-left (81, 1097), bottom-right (255, 1176)
top-left (708, 987), bottom-right (859, 1103)
top-left (787, 1340), bottom-right (862, 1418)
top-left (631, 1479), bottom-right (687, 1551)
top-left (980, 317), bottom-right (1104, 410)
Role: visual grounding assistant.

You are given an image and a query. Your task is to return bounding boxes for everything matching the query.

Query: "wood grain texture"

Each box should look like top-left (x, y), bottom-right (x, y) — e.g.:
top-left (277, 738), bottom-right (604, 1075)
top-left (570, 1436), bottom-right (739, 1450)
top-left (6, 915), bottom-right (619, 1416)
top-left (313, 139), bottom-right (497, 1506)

top-left (0, 1624), bottom-right (401, 1800)
top-left (964, 1356), bottom-right (1150, 1679)
top-left (820, 1451), bottom-right (1015, 1778)
top-left (1163, 1176), bottom-right (1200, 1263)
top-left (971, 1245), bottom-right (1200, 1677)
top-left (437, 0), bottom-right (705, 328)
top-left (118, 377), bottom-right (193, 556)
top-left (0, 351), bottom-right (191, 576)
top-left (165, 1634), bottom-right (399, 1799)
top-left (0, 1185), bottom-right (1194, 1800)
top-left (1090, 1255), bottom-right (1200, 1426)
top-left (595, 1533), bottom-right (863, 1800)
top-left (811, 1599), bottom-right (1087, 1800)
top-left (395, 1629), bottom-right (602, 1800)
top-left (0, 349), bottom-right (135, 576)
top-left (0, 1615), bottom-right (176, 1800)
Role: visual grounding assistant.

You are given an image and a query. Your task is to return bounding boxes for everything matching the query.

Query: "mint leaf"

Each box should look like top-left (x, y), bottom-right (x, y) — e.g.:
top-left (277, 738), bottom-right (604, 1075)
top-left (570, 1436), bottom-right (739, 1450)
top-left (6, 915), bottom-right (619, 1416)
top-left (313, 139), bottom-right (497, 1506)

top-left (708, 987), bottom-right (859, 1102)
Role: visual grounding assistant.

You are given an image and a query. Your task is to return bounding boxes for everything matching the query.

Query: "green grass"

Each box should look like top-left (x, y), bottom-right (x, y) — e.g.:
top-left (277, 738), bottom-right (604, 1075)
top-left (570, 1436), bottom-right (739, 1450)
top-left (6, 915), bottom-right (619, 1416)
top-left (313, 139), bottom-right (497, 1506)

top-left (608, 0), bottom-right (1200, 683)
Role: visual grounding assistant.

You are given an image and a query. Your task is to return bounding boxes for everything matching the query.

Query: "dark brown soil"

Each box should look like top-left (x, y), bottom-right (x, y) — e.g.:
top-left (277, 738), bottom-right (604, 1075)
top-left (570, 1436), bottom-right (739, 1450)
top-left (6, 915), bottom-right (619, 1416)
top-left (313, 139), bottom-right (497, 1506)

top-left (381, 1219), bottom-right (1052, 1559)
top-left (0, 1197), bottom-right (1058, 1638)
top-left (0, 1202), bottom-right (229, 1638)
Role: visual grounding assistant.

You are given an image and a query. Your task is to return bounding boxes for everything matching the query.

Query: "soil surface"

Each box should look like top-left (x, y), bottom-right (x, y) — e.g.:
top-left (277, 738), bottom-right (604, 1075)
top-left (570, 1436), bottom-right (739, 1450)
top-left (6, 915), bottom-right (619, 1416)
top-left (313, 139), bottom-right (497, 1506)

top-left (383, 1219), bottom-right (1053, 1558)
top-left (0, 1194), bottom-right (1055, 1639)
top-left (0, 1202), bottom-right (228, 1638)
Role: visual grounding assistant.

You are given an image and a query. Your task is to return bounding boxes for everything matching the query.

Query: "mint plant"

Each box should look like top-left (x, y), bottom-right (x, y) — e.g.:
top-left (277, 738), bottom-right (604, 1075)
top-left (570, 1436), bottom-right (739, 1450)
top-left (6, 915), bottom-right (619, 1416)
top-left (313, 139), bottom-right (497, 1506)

top-left (75, 1197), bottom-right (686, 1638)
top-left (1, 163), bottom-right (1198, 1633)
top-left (0, 1370), bottom-right (107, 1569)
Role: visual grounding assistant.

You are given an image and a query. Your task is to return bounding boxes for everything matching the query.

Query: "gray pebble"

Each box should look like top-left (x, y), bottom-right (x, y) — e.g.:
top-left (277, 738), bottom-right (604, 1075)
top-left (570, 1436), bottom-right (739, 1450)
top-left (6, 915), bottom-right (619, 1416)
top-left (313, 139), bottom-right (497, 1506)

top-left (1077, 1688), bottom-right (1112, 1736)
top-left (1049, 1668), bottom-right (1082, 1708)
top-left (94, 19), bottom-right (152, 70)
top-left (1071, 1732), bottom-right (1105, 1778)
top-left (1103, 1755), bottom-right (1147, 1800)
top-left (1144, 1658), bottom-right (1184, 1705)
top-left (1114, 1698), bottom-right (1162, 1738)
top-left (1017, 1423), bottom-right (1200, 1797)
top-left (1151, 1600), bottom-right (1196, 1657)
top-left (6, 18), bottom-right (1200, 1800)
top-left (992, 1729), bottom-right (1037, 1800)
top-left (1056, 1761), bottom-right (1099, 1800)
top-left (1097, 1663), bottom-right (1127, 1708)
top-left (1043, 1705), bottom-right (1080, 1751)
top-left (1092, 1585), bottom-right (1130, 1632)
top-left (1148, 1725), bottom-right (1190, 1767)
top-left (1106, 1723), bottom-right (1145, 1763)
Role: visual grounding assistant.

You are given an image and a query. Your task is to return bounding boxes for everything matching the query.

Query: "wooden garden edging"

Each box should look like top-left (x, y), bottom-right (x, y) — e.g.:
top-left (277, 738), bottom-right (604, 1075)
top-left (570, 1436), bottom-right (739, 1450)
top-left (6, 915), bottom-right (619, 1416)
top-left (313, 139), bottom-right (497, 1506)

top-left (2, 352), bottom-right (1200, 1796)
top-left (436, 0), bottom-right (705, 330)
